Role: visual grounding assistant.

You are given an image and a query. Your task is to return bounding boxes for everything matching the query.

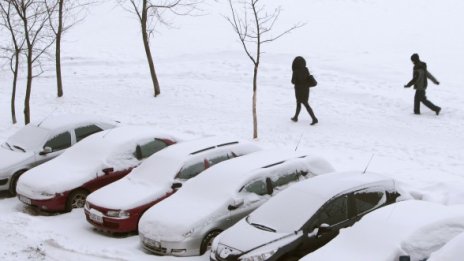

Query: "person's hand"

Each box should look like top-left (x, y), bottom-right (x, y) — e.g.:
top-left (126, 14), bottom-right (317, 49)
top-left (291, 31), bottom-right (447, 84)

top-left (404, 85), bottom-right (410, 88)
top-left (436, 82), bottom-right (440, 85)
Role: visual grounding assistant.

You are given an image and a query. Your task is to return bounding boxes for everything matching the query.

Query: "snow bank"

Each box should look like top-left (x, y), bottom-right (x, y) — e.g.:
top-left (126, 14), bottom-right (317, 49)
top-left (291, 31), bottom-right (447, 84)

top-left (428, 232), bottom-right (464, 261)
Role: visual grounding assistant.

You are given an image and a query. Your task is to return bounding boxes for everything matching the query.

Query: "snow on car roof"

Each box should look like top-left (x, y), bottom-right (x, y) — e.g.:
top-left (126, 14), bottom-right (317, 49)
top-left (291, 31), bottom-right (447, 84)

top-left (127, 136), bottom-right (259, 182)
top-left (31, 114), bottom-right (116, 132)
top-left (16, 126), bottom-right (176, 198)
top-left (303, 200), bottom-right (464, 261)
top-left (429, 231), bottom-right (464, 261)
top-left (138, 150), bottom-right (334, 241)
top-left (247, 171), bottom-right (395, 233)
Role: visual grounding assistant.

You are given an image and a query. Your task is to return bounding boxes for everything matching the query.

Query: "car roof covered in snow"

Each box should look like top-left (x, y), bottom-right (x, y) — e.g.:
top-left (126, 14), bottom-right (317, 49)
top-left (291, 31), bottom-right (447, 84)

top-left (303, 200), bottom-right (464, 261)
top-left (30, 114), bottom-right (117, 132)
top-left (247, 171), bottom-right (396, 233)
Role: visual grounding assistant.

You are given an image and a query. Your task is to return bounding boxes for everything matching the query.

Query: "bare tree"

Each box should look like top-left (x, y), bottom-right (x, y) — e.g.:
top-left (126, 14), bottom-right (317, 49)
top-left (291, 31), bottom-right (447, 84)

top-left (0, 1), bottom-right (25, 124)
top-left (226, 0), bottom-right (303, 139)
top-left (9, 0), bottom-right (57, 124)
top-left (118, 0), bottom-right (200, 97)
top-left (46, 0), bottom-right (92, 98)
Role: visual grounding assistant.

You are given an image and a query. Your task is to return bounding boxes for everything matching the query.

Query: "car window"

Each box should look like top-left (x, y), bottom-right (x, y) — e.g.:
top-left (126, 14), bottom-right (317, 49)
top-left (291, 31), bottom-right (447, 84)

top-left (314, 196), bottom-right (348, 227)
top-left (177, 161), bottom-right (206, 180)
top-left (272, 171), bottom-right (300, 188)
top-left (44, 132), bottom-right (72, 151)
top-left (134, 139), bottom-right (169, 160)
top-left (75, 125), bottom-right (103, 142)
top-left (208, 152), bottom-right (233, 166)
top-left (242, 179), bottom-right (267, 196)
top-left (353, 191), bottom-right (385, 214)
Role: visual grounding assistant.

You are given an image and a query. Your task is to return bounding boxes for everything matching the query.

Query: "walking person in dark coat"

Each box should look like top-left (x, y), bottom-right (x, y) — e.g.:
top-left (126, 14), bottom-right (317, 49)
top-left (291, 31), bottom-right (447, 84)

top-left (404, 53), bottom-right (441, 115)
top-left (291, 56), bottom-right (318, 125)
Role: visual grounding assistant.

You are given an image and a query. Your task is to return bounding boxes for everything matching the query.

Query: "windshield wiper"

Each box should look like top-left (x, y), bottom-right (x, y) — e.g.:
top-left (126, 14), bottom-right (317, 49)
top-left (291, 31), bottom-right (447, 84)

top-left (13, 145), bottom-right (26, 153)
top-left (4, 142), bottom-right (13, 151)
top-left (251, 223), bottom-right (276, 232)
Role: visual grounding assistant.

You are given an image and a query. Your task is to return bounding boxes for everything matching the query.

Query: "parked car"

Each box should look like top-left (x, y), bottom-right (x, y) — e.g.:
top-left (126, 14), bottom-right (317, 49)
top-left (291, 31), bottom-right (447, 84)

top-left (0, 114), bottom-right (117, 196)
top-left (428, 231), bottom-right (464, 261)
top-left (139, 150), bottom-right (335, 257)
top-left (16, 126), bottom-right (180, 212)
top-left (84, 137), bottom-right (261, 234)
top-left (210, 171), bottom-right (401, 261)
top-left (301, 200), bottom-right (464, 261)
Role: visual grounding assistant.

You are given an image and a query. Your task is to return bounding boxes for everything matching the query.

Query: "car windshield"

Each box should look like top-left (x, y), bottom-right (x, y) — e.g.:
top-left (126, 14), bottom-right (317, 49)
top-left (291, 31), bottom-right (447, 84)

top-left (246, 188), bottom-right (323, 233)
top-left (130, 154), bottom-right (183, 182)
top-left (6, 125), bottom-right (50, 152)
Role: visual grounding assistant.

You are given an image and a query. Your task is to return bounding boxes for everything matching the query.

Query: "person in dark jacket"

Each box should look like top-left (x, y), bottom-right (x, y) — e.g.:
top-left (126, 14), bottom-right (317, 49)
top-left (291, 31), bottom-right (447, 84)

top-left (404, 53), bottom-right (441, 115)
top-left (291, 56), bottom-right (318, 125)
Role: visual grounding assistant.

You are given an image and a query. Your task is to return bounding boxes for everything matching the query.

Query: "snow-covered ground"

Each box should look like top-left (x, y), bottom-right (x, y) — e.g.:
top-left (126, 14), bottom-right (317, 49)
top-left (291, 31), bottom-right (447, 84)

top-left (1, 0), bottom-right (463, 260)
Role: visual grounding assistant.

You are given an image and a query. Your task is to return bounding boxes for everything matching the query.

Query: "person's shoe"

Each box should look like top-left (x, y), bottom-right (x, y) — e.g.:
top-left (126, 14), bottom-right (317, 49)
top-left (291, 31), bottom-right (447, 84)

top-left (435, 107), bottom-right (441, 116)
top-left (291, 117), bottom-right (298, 122)
top-left (310, 119), bottom-right (318, 126)
top-left (414, 112), bottom-right (421, 115)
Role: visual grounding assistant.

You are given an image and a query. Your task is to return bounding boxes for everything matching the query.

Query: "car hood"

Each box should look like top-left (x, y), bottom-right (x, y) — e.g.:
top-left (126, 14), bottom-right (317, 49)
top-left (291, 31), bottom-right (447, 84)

top-left (16, 158), bottom-right (102, 199)
top-left (87, 177), bottom-right (172, 210)
top-left (139, 193), bottom-right (231, 242)
top-left (218, 219), bottom-right (296, 255)
top-left (0, 148), bottom-right (33, 174)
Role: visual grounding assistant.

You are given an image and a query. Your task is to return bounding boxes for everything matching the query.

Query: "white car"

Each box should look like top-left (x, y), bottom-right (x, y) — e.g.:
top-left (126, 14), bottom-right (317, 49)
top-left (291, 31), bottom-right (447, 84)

top-left (301, 200), bottom-right (464, 261)
top-left (16, 126), bottom-right (180, 212)
top-left (139, 150), bottom-right (335, 257)
top-left (84, 137), bottom-right (261, 234)
top-left (211, 171), bottom-right (401, 261)
top-left (0, 114), bottom-right (116, 195)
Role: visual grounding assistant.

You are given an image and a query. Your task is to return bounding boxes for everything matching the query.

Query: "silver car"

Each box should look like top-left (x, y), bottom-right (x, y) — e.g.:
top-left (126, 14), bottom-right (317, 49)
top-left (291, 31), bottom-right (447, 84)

top-left (138, 150), bottom-right (335, 257)
top-left (0, 114), bottom-right (116, 195)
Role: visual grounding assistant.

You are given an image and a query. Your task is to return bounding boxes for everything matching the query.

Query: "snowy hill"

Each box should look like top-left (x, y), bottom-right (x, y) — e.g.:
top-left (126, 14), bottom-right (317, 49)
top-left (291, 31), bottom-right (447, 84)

top-left (0, 0), bottom-right (463, 260)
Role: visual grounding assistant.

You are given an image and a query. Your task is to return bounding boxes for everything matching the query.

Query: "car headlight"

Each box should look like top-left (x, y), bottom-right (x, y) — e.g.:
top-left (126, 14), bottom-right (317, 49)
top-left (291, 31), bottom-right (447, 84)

top-left (106, 210), bottom-right (130, 218)
top-left (239, 249), bottom-right (277, 261)
top-left (182, 228), bottom-right (195, 238)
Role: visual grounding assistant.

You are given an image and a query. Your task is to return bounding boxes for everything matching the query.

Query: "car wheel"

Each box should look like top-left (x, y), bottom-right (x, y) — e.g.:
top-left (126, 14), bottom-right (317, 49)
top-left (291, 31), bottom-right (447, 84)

top-left (66, 189), bottom-right (89, 212)
top-left (200, 230), bottom-right (221, 255)
top-left (8, 170), bottom-right (26, 196)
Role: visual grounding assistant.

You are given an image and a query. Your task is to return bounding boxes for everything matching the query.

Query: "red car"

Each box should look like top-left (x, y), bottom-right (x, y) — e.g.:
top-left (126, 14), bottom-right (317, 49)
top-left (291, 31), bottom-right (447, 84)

top-left (16, 126), bottom-right (179, 212)
top-left (84, 137), bottom-right (261, 234)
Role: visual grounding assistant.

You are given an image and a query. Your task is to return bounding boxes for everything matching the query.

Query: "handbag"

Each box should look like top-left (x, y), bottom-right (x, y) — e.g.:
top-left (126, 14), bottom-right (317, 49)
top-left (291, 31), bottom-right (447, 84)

top-left (307, 74), bottom-right (317, 88)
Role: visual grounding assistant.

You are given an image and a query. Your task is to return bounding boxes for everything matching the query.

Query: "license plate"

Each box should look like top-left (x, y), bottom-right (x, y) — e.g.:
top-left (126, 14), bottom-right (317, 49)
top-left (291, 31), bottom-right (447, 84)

top-left (90, 212), bottom-right (103, 224)
top-left (19, 195), bottom-right (31, 205)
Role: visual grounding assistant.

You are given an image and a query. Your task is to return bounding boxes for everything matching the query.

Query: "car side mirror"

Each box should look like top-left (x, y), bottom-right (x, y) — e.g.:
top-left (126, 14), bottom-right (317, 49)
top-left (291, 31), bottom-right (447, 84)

top-left (39, 147), bottom-right (52, 156)
top-left (102, 168), bottom-right (114, 175)
top-left (316, 223), bottom-right (331, 236)
top-left (227, 198), bottom-right (244, 211)
top-left (171, 182), bottom-right (182, 190)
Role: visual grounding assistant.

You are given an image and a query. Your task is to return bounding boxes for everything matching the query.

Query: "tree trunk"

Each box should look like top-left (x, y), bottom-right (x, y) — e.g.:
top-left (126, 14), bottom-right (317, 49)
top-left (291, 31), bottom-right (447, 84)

top-left (252, 64), bottom-right (258, 139)
top-left (10, 51), bottom-right (19, 124)
top-left (141, 0), bottom-right (160, 97)
top-left (56, 0), bottom-right (64, 97)
top-left (24, 50), bottom-right (33, 124)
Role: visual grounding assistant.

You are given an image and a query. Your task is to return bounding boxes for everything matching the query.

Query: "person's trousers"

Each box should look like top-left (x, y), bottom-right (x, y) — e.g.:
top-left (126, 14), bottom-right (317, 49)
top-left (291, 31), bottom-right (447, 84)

top-left (294, 101), bottom-right (317, 121)
top-left (414, 90), bottom-right (439, 113)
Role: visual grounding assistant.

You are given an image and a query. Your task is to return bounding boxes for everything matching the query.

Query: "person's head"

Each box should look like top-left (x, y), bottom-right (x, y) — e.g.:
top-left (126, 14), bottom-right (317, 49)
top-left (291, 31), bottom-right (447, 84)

top-left (410, 53), bottom-right (420, 64)
top-left (292, 56), bottom-right (306, 71)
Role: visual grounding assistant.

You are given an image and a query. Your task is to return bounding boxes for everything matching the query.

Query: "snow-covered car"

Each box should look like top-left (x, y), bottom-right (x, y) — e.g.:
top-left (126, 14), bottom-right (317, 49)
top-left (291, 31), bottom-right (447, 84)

top-left (16, 126), bottom-right (179, 212)
top-left (84, 137), bottom-right (261, 234)
top-left (301, 200), bottom-right (464, 261)
top-left (428, 231), bottom-right (464, 261)
top-left (0, 114), bottom-right (117, 196)
top-left (210, 171), bottom-right (401, 261)
top-left (139, 150), bottom-right (335, 257)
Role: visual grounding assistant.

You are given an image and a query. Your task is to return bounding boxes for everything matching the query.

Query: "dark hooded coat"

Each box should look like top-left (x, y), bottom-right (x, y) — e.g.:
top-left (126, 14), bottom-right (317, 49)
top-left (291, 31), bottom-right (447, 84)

top-left (405, 56), bottom-right (439, 90)
top-left (291, 56), bottom-right (311, 103)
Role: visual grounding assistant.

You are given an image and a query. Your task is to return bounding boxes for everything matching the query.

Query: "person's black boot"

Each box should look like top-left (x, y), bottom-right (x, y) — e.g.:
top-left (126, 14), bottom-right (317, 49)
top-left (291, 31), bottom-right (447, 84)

top-left (435, 107), bottom-right (441, 116)
top-left (291, 117), bottom-right (298, 122)
top-left (310, 118), bottom-right (318, 126)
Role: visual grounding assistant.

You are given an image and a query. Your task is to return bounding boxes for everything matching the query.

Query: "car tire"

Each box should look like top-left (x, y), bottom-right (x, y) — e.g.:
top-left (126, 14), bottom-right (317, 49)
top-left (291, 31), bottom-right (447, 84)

top-left (66, 189), bottom-right (89, 212)
top-left (200, 230), bottom-right (221, 255)
top-left (8, 170), bottom-right (26, 196)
